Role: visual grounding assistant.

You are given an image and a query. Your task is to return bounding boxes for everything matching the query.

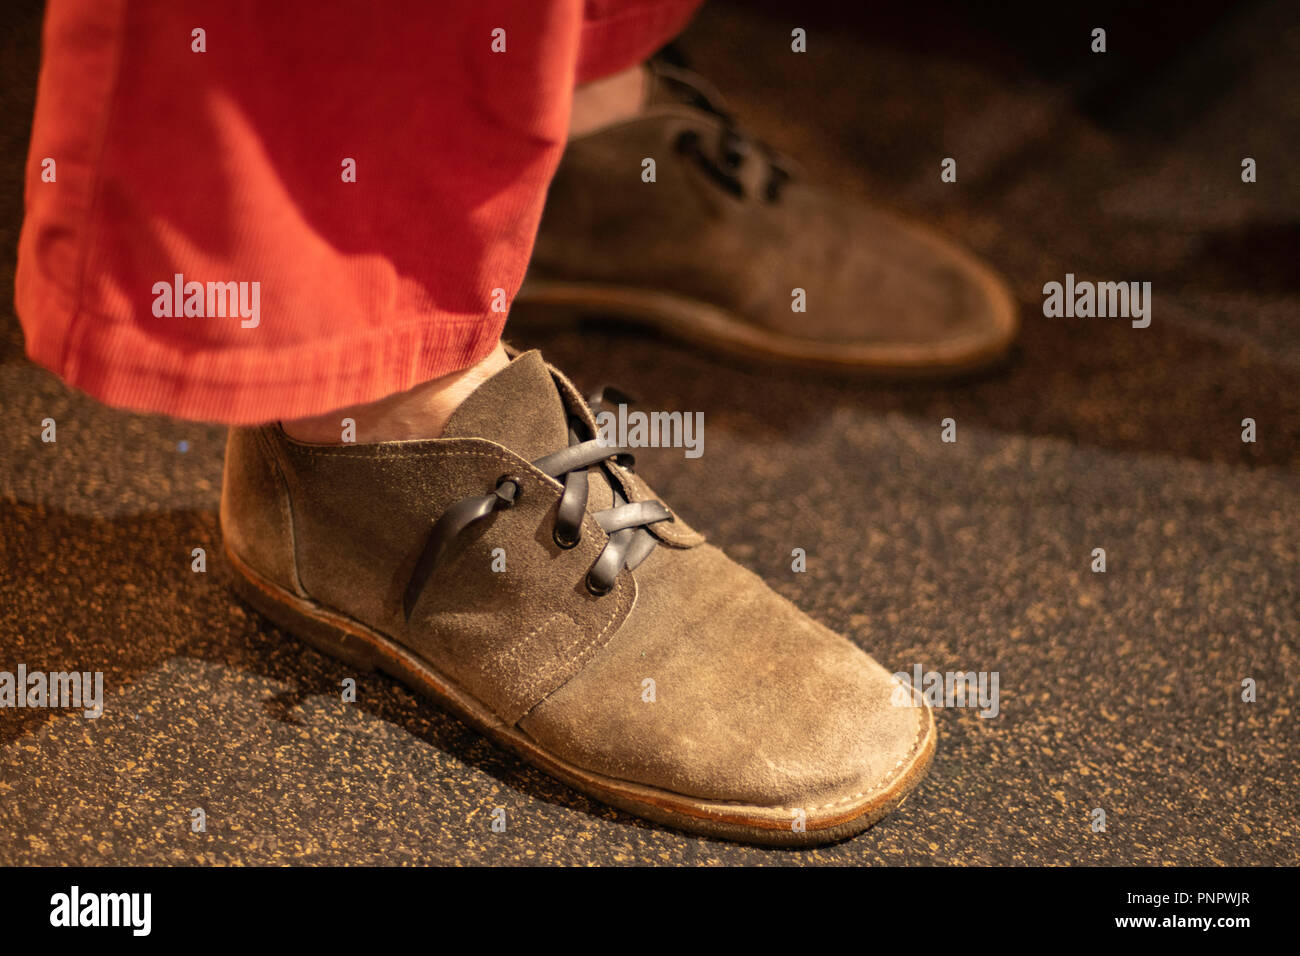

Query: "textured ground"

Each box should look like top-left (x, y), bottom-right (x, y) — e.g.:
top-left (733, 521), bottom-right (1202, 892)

top-left (1, 1), bottom-right (1297, 865)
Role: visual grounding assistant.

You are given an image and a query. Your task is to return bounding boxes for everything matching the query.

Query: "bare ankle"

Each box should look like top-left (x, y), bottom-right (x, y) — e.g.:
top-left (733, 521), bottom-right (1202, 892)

top-left (282, 343), bottom-right (510, 444)
top-left (568, 64), bottom-right (648, 139)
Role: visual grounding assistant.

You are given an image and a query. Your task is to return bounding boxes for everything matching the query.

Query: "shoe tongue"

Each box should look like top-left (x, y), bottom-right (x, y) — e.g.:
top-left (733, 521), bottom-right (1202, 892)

top-left (441, 350), bottom-right (572, 463)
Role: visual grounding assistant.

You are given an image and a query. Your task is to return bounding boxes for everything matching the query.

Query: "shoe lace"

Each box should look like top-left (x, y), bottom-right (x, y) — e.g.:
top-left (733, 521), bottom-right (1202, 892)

top-left (402, 414), bottom-right (673, 619)
top-left (660, 63), bottom-right (796, 203)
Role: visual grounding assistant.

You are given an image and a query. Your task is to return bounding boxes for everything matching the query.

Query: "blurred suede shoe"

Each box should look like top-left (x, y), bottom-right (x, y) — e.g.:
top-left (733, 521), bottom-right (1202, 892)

top-left (221, 349), bottom-right (935, 844)
top-left (519, 63), bottom-right (1018, 375)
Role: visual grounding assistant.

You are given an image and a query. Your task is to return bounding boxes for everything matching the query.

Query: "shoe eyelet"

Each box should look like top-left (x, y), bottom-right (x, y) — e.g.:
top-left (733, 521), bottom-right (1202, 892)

top-left (585, 572), bottom-right (613, 597)
top-left (495, 475), bottom-right (522, 505)
top-left (553, 526), bottom-right (581, 550)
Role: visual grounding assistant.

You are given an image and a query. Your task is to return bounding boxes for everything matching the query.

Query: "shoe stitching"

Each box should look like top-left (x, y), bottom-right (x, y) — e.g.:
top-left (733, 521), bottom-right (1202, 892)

top-left (290, 447), bottom-right (536, 464)
top-left (518, 576), bottom-right (632, 726)
top-left (289, 443), bottom-right (633, 718)
top-left (495, 612), bottom-right (568, 717)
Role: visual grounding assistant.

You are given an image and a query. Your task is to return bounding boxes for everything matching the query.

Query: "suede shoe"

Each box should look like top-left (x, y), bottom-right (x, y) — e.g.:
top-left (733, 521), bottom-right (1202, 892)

top-left (221, 349), bottom-right (935, 844)
top-left (518, 63), bottom-right (1017, 375)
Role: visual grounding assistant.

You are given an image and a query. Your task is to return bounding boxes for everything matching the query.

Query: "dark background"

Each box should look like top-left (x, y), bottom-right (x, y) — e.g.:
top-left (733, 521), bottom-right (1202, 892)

top-left (1, 1), bottom-right (1296, 864)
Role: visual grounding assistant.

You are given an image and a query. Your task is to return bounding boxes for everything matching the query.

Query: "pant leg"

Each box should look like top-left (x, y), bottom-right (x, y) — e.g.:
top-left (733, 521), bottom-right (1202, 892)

top-left (16, 0), bottom-right (699, 424)
top-left (577, 0), bottom-right (701, 84)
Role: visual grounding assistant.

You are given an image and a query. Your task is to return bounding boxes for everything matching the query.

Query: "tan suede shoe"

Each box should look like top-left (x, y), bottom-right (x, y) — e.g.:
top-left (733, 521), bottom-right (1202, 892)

top-left (221, 350), bottom-right (935, 844)
top-left (518, 63), bottom-right (1017, 375)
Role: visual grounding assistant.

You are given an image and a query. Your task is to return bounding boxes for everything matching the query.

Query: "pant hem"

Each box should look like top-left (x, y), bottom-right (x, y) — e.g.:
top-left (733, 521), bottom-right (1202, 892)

top-left (18, 272), bottom-right (507, 425)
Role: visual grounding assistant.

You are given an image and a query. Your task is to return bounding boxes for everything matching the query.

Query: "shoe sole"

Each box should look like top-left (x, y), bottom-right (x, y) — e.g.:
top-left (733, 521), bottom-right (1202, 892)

top-left (226, 544), bottom-right (937, 847)
top-left (514, 239), bottom-right (1019, 377)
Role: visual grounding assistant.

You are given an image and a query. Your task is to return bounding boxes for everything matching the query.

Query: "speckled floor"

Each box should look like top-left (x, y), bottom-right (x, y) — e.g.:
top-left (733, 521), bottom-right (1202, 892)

top-left (1, 1), bottom-right (1296, 864)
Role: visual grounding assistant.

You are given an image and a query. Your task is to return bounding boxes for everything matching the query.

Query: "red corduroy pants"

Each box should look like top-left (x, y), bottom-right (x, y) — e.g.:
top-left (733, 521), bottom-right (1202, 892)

top-left (16, 0), bottom-right (700, 424)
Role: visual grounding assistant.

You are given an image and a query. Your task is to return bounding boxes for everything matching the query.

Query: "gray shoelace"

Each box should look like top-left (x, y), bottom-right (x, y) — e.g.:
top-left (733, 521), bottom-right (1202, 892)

top-left (402, 425), bottom-right (672, 620)
top-left (658, 63), bottom-right (796, 202)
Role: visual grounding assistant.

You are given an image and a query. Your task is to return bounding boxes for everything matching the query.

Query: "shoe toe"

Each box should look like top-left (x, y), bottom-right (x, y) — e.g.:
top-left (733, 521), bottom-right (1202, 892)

top-left (767, 188), bottom-right (1018, 362)
top-left (519, 544), bottom-right (934, 813)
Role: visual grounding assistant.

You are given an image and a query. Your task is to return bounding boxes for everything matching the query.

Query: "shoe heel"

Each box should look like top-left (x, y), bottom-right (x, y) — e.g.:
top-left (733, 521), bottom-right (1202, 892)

top-left (227, 549), bottom-right (381, 673)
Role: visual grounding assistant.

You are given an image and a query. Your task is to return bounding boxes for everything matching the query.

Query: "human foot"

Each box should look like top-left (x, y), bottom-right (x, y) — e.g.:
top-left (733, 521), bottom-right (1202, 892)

top-left (281, 343), bottom-right (510, 444)
top-left (569, 64), bottom-right (648, 139)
